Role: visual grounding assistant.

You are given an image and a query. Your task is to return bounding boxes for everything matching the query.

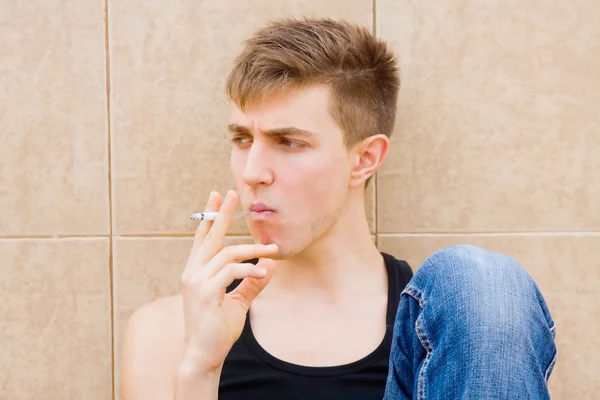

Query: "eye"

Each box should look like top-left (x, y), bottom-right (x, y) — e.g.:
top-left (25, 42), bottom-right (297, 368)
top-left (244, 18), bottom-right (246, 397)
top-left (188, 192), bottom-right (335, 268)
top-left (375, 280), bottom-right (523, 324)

top-left (280, 138), bottom-right (305, 148)
top-left (231, 136), bottom-right (252, 146)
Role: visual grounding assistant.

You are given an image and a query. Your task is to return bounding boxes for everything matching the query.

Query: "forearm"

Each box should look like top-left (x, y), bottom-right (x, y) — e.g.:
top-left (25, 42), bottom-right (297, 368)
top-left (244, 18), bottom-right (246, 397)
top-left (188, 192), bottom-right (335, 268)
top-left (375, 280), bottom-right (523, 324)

top-left (174, 356), bottom-right (221, 400)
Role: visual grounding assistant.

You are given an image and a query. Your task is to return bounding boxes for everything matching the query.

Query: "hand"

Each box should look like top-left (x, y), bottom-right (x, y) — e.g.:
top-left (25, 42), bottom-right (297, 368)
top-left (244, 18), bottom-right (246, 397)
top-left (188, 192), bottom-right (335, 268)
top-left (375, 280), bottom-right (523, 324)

top-left (178, 190), bottom-right (278, 375)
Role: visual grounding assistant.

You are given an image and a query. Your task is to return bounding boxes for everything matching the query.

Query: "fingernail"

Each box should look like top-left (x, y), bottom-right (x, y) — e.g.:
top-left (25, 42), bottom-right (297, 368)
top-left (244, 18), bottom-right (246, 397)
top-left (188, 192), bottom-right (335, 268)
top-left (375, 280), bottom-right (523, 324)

top-left (266, 244), bottom-right (278, 250)
top-left (257, 268), bottom-right (267, 276)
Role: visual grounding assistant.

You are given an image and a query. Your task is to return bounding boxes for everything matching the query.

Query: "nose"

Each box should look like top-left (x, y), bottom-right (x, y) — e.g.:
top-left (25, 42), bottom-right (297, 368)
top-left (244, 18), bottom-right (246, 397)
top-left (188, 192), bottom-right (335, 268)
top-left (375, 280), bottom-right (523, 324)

top-left (241, 141), bottom-right (274, 187)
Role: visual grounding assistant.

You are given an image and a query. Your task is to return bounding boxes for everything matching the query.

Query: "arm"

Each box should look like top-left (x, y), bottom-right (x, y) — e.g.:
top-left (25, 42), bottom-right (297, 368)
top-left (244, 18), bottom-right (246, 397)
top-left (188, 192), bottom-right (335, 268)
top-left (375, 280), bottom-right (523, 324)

top-left (120, 191), bottom-right (276, 400)
top-left (119, 297), bottom-right (220, 400)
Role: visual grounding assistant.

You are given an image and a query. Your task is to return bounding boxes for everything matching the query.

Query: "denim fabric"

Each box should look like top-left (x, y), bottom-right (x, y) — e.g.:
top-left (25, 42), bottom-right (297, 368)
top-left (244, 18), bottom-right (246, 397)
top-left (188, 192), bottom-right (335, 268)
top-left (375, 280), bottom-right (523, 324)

top-left (384, 245), bottom-right (557, 400)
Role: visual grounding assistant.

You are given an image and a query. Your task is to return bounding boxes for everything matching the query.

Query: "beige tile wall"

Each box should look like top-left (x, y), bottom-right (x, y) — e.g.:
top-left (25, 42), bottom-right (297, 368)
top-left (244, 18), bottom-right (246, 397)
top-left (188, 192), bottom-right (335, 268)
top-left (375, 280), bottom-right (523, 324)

top-left (1, 0), bottom-right (598, 399)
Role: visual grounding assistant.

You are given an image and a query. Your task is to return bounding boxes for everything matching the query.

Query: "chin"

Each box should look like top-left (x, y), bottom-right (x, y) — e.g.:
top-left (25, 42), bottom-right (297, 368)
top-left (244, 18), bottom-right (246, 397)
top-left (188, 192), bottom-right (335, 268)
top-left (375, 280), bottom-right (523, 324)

top-left (248, 221), bottom-right (278, 243)
top-left (251, 229), bottom-right (278, 247)
top-left (248, 218), bottom-right (319, 260)
top-left (250, 232), bottom-right (296, 260)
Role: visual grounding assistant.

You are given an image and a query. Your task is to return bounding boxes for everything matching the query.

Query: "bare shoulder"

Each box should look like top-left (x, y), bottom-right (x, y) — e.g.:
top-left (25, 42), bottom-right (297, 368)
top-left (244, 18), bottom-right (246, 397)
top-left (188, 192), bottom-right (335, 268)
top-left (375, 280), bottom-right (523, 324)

top-left (120, 294), bottom-right (184, 399)
top-left (126, 294), bottom-right (184, 333)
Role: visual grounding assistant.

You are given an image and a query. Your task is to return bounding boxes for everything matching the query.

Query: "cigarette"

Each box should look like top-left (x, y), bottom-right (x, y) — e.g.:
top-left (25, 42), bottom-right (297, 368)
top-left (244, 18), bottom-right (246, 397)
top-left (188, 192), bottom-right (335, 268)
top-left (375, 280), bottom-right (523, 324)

top-left (190, 212), bottom-right (219, 221)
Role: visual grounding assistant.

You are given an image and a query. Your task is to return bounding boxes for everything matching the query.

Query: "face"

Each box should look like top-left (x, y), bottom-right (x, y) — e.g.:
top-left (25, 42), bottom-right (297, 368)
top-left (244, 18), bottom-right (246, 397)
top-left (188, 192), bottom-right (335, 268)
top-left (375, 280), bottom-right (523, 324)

top-left (228, 85), bottom-right (353, 258)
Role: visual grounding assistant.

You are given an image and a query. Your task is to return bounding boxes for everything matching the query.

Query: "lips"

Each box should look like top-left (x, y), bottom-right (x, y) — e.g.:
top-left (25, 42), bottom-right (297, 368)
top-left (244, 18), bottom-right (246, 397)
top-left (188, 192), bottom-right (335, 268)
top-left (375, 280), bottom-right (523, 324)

top-left (249, 203), bottom-right (276, 213)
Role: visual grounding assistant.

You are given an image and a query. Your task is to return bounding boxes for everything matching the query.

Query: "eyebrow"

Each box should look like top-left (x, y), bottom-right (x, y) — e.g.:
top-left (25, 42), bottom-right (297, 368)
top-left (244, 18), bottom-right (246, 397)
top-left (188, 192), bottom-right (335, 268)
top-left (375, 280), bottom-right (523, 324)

top-left (227, 123), bottom-right (316, 138)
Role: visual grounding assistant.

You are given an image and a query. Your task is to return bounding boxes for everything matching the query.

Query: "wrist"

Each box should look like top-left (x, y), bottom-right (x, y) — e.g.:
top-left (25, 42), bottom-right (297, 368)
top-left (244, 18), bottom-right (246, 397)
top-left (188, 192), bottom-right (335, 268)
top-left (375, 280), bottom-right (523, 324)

top-left (178, 349), bottom-right (223, 378)
top-left (175, 351), bottom-right (222, 400)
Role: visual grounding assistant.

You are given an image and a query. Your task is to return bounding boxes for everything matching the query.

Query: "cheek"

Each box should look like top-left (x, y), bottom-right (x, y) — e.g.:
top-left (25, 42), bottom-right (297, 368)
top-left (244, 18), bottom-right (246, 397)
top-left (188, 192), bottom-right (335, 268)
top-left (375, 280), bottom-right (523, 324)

top-left (287, 155), bottom-right (349, 208)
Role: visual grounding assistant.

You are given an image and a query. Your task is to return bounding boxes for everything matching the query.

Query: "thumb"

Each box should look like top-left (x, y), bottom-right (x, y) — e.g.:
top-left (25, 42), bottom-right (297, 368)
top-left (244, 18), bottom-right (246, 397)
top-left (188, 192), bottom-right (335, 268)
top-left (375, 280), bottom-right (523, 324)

top-left (229, 258), bottom-right (277, 308)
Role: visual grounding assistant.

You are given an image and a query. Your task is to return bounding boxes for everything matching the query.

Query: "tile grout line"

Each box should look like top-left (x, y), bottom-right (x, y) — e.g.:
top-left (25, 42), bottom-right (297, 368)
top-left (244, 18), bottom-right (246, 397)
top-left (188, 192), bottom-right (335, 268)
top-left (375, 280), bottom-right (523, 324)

top-left (377, 231), bottom-right (600, 237)
top-left (103, 0), bottom-right (115, 398)
top-left (0, 234), bottom-right (251, 239)
top-left (2, 231), bottom-right (600, 240)
top-left (372, 0), bottom-right (378, 239)
top-left (372, 0), bottom-right (377, 37)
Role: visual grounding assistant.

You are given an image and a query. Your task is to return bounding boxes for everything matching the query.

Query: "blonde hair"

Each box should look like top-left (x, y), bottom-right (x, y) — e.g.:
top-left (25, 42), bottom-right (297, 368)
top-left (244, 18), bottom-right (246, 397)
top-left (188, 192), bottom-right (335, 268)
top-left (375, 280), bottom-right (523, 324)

top-left (227, 17), bottom-right (400, 142)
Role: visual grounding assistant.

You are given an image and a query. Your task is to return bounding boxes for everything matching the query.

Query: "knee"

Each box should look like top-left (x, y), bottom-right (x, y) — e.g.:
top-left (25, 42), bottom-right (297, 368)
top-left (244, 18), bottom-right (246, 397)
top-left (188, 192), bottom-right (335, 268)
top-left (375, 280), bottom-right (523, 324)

top-left (407, 245), bottom-right (557, 377)
top-left (414, 244), bottom-right (532, 296)
top-left (409, 245), bottom-right (541, 328)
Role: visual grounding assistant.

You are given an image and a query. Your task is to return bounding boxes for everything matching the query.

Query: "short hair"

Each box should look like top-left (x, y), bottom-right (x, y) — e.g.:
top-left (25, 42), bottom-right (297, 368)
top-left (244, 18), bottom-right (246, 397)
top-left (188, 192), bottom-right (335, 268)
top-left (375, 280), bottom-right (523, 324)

top-left (226, 17), bottom-right (400, 185)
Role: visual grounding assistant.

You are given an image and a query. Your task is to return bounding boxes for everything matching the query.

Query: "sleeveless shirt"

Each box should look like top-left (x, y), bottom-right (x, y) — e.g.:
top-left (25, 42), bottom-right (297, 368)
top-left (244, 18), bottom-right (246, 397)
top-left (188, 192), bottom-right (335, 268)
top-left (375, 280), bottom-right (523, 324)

top-left (219, 252), bottom-right (413, 400)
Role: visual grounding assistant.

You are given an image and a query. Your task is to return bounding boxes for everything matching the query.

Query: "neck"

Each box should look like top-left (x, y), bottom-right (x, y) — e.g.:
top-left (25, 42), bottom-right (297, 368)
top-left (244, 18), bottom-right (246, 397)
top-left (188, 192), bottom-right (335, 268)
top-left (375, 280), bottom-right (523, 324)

top-left (267, 188), bottom-right (386, 300)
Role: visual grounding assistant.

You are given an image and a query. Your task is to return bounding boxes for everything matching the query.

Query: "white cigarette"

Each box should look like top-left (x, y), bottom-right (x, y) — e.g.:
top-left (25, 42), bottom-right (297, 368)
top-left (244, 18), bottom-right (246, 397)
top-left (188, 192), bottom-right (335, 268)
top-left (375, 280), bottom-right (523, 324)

top-left (190, 212), bottom-right (219, 221)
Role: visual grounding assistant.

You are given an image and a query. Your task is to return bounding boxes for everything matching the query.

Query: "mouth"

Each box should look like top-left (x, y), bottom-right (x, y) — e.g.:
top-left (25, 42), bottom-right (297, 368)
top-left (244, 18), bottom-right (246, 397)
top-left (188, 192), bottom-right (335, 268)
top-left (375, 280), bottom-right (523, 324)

top-left (249, 202), bottom-right (276, 213)
top-left (248, 202), bottom-right (277, 220)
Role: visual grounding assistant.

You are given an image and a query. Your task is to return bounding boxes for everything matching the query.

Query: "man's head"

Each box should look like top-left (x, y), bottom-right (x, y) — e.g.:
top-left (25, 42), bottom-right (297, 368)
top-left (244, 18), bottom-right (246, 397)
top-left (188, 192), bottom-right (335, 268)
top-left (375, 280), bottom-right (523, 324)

top-left (225, 18), bottom-right (400, 257)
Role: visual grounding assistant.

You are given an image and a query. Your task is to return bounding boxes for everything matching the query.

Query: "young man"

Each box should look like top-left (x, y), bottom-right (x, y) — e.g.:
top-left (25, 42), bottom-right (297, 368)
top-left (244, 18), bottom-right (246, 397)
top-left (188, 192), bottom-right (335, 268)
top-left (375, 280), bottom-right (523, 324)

top-left (120, 18), bottom-right (557, 399)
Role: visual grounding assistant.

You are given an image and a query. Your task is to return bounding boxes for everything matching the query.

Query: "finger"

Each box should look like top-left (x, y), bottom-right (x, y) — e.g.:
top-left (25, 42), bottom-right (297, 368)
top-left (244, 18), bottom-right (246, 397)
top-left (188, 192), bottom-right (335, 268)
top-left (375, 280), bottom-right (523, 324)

top-left (195, 190), bottom-right (239, 264)
top-left (192, 191), bottom-right (221, 249)
top-left (229, 258), bottom-right (277, 308)
top-left (202, 243), bottom-right (279, 278)
top-left (208, 263), bottom-right (269, 297)
top-left (185, 192), bottom-right (221, 273)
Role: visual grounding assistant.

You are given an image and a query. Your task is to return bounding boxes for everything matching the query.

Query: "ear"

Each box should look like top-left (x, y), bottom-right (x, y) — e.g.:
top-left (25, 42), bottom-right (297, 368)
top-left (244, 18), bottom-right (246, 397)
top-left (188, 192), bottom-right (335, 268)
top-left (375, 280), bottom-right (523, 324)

top-left (349, 134), bottom-right (390, 187)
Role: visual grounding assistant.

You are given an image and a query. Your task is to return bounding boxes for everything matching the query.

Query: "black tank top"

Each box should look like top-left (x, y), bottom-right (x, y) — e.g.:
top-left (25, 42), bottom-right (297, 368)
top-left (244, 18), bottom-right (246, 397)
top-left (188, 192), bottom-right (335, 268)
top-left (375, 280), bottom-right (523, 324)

top-left (219, 253), bottom-right (413, 400)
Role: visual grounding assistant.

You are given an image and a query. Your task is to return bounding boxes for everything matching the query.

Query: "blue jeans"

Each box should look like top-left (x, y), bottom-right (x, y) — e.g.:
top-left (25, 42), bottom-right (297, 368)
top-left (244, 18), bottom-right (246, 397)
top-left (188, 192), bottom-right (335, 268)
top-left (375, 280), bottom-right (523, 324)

top-left (384, 245), bottom-right (557, 400)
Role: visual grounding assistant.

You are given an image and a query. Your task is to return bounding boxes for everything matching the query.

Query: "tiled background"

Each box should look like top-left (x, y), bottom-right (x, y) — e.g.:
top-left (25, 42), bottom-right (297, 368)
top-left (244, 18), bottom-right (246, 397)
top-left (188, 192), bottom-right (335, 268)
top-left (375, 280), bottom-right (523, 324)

top-left (1, 0), bottom-right (598, 399)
